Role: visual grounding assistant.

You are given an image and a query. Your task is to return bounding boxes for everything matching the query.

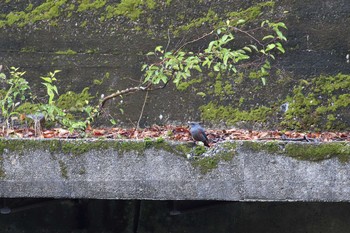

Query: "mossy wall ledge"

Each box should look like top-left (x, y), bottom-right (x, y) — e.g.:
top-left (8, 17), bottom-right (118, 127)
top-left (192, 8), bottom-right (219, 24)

top-left (1, 139), bottom-right (350, 201)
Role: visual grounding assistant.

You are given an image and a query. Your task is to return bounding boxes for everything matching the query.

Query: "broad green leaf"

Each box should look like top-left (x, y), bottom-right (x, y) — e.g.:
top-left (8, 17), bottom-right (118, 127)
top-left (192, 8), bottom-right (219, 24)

top-left (160, 74), bottom-right (168, 84)
top-left (243, 46), bottom-right (252, 52)
top-left (41, 77), bottom-right (52, 83)
top-left (265, 44), bottom-right (276, 52)
top-left (221, 34), bottom-right (229, 43)
top-left (213, 64), bottom-right (220, 72)
top-left (141, 64), bottom-right (148, 71)
top-left (155, 46), bottom-right (163, 53)
top-left (276, 30), bottom-right (287, 41)
top-left (249, 45), bottom-right (258, 52)
top-left (276, 42), bottom-right (285, 53)
top-left (277, 22), bottom-right (287, 29)
top-left (207, 41), bottom-right (216, 53)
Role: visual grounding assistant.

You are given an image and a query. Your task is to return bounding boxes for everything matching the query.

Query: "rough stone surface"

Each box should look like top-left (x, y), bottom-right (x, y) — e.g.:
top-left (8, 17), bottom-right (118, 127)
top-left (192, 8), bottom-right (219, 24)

top-left (1, 139), bottom-right (350, 201)
top-left (0, 0), bottom-right (350, 129)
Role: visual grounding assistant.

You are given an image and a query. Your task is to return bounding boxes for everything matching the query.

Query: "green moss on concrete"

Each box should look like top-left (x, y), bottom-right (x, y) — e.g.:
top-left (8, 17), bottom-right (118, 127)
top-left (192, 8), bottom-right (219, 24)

top-left (20, 47), bottom-right (36, 53)
top-left (280, 73), bottom-right (350, 130)
top-left (0, 139), bottom-right (195, 160)
top-left (77, 0), bottom-right (107, 12)
top-left (200, 102), bottom-right (272, 126)
top-left (172, 1), bottom-right (275, 36)
top-left (60, 140), bottom-right (109, 155)
top-left (56, 88), bottom-right (93, 112)
top-left (55, 49), bottom-right (78, 55)
top-left (105, 0), bottom-right (157, 21)
top-left (175, 144), bottom-right (194, 157)
top-left (193, 145), bottom-right (207, 156)
top-left (226, 1), bottom-right (275, 25)
top-left (242, 141), bottom-right (282, 154)
top-left (0, 0), bottom-right (68, 28)
top-left (242, 141), bottom-right (350, 163)
top-left (191, 142), bottom-right (237, 174)
top-left (0, 155), bottom-right (5, 179)
top-left (285, 142), bottom-right (350, 162)
top-left (78, 168), bottom-right (86, 175)
top-left (176, 77), bottom-right (203, 91)
top-left (58, 160), bottom-right (68, 179)
top-left (200, 73), bottom-right (350, 131)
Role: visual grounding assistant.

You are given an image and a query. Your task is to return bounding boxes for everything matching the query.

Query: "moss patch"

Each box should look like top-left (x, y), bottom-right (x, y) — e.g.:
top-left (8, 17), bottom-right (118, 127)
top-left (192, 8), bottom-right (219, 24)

top-left (191, 142), bottom-right (237, 174)
top-left (171, 1), bottom-right (275, 36)
top-left (200, 102), bottom-right (272, 126)
top-left (55, 49), bottom-right (78, 55)
top-left (0, 138), bottom-right (196, 159)
top-left (285, 142), bottom-right (350, 162)
top-left (280, 73), bottom-right (350, 130)
top-left (0, 155), bottom-right (5, 179)
top-left (59, 160), bottom-right (68, 179)
top-left (242, 141), bottom-right (282, 154)
top-left (200, 73), bottom-right (350, 131)
top-left (242, 141), bottom-right (350, 163)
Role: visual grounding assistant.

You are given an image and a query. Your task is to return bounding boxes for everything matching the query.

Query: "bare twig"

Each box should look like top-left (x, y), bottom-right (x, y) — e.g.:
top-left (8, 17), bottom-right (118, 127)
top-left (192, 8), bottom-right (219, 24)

top-left (233, 27), bottom-right (264, 47)
top-left (174, 30), bottom-right (215, 54)
top-left (99, 86), bottom-right (148, 110)
top-left (137, 90), bottom-right (149, 130)
top-left (165, 29), bottom-right (171, 52)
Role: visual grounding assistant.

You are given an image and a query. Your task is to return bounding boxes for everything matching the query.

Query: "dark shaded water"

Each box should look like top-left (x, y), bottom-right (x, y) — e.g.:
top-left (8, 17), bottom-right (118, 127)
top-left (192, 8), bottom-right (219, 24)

top-left (1, 198), bottom-right (350, 233)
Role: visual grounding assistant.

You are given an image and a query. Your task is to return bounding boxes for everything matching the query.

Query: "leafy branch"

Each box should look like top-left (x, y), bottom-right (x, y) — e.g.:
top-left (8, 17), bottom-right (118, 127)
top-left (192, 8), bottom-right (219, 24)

top-left (99, 19), bottom-right (287, 107)
top-left (0, 18), bottom-right (287, 134)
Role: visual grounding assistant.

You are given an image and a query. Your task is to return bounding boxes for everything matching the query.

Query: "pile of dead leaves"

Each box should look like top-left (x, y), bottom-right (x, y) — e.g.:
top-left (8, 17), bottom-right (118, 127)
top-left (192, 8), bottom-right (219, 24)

top-left (1, 125), bottom-right (349, 144)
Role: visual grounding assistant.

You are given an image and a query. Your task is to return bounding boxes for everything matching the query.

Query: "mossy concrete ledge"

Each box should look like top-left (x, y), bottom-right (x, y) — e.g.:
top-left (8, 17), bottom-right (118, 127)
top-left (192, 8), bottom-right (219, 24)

top-left (0, 139), bottom-right (350, 201)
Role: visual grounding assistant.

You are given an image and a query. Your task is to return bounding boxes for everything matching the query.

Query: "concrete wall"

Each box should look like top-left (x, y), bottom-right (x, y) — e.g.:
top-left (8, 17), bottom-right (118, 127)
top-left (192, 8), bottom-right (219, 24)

top-left (0, 0), bottom-right (350, 129)
top-left (1, 139), bottom-right (349, 201)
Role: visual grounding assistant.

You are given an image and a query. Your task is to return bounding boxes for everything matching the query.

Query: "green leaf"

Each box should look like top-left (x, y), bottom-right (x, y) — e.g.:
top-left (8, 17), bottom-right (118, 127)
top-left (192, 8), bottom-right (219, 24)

top-left (276, 42), bottom-right (285, 53)
top-left (277, 22), bottom-right (287, 29)
top-left (276, 30), bottom-right (287, 41)
top-left (249, 45), bottom-right (258, 52)
top-left (207, 41), bottom-right (216, 53)
top-left (243, 46), bottom-right (252, 52)
top-left (223, 52), bottom-right (229, 66)
top-left (237, 19), bottom-right (246, 25)
top-left (261, 20), bottom-right (269, 27)
top-left (41, 77), bottom-right (52, 83)
top-left (159, 74), bottom-right (168, 84)
top-left (261, 77), bottom-right (266, 86)
top-left (265, 44), bottom-right (276, 52)
top-left (110, 119), bottom-right (117, 125)
top-left (262, 35), bottom-right (275, 40)
top-left (213, 64), bottom-right (220, 72)
top-left (155, 46), bottom-right (163, 53)
top-left (194, 65), bottom-right (202, 72)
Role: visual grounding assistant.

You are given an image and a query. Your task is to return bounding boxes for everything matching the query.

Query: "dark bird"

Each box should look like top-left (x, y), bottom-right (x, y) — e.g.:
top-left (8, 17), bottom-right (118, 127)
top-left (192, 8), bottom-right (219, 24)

top-left (188, 122), bottom-right (210, 147)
